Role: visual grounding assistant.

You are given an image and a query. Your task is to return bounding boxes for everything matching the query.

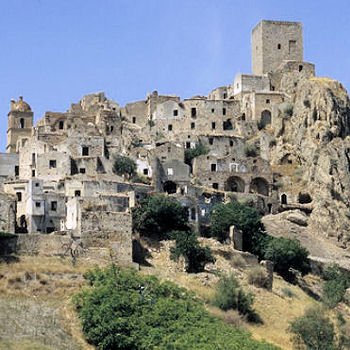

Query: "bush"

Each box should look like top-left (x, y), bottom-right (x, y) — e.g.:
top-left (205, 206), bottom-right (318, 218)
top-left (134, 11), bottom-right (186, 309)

top-left (170, 230), bottom-right (215, 273)
top-left (74, 266), bottom-right (277, 350)
top-left (113, 155), bottom-right (136, 178)
top-left (289, 307), bottom-right (336, 350)
top-left (247, 266), bottom-right (270, 289)
top-left (244, 144), bottom-right (259, 157)
top-left (212, 274), bottom-right (260, 322)
top-left (322, 264), bottom-right (350, 308)
top-left (263, 237), bottom-right (310, 280)
top-left (132, 195), bottom-right (189, 240)
top-left (184, 142), bottom-right (209, 166)
top-left (210, 201), bottom-right (265, 254)
top-left (279, 102), bottom-right (294, 118)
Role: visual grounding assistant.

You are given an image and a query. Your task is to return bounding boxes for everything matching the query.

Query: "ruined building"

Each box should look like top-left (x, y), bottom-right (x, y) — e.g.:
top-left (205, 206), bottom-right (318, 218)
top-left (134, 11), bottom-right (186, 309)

top-left (1, 20), bottom-right (350, 264)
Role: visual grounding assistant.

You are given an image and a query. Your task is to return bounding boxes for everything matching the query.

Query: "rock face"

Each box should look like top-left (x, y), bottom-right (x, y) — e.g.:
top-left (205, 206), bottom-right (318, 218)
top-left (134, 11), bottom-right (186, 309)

top-left (269, 76), bottom-right (350, 247)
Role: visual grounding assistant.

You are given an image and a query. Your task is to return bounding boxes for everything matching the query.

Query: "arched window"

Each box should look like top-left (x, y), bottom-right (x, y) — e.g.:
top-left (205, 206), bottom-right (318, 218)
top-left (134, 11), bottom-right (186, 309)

top-left (250, 177), bottom-right (269, 196)
top-left (224, 176), bottom-right (245, 193)
top-left (281, 194), bottom-right (287, 205)
top-left (19, 118), bottom-right (25, 128)
top-left (260, 110), bottom-right (272, 128)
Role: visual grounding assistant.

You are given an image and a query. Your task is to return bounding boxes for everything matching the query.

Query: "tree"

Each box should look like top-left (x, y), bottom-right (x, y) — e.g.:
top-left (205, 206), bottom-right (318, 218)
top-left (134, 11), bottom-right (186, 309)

top-left (322, 264), bottom-right (350, 308)
top-left (210, 201), bottom-right (264, 254)
top-left (289, 307), bottom-right (336, 350)
top-left (113, 155), bottom-right (136, 178)
top-left (184, 142), bottom-right (209, 166)
top-left (263, 237), bottom-right (310, 280)
top-left (132, 195), bottom-right (189, 240)
top-left (170, 230), bottom-right (215, 273)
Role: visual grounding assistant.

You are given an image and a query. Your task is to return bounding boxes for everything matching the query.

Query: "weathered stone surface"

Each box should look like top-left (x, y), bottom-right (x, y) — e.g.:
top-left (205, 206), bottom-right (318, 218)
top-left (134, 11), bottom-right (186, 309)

top-left (286, 211), bottom-right (308, 226)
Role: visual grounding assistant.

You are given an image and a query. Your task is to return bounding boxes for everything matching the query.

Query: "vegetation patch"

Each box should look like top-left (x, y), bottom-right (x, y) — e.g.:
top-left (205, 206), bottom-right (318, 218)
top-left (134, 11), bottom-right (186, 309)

top-left (74, 266), bottom-right (277, 350)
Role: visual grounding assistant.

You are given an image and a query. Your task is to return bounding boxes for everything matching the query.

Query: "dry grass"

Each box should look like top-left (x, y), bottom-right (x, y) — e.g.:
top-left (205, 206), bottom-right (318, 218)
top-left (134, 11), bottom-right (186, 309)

top-left (0, 256), bottom-right (100, 350)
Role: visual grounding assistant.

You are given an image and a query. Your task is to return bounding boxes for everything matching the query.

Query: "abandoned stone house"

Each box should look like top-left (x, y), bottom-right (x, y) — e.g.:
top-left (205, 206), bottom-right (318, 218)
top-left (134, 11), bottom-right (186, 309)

top-left (0, 20), bottom-right (316, 262)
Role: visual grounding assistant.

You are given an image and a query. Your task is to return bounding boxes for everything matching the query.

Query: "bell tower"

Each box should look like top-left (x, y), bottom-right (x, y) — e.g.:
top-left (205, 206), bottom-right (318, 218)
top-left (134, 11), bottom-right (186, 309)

top-left (6, 96), bottom-right (33, 153)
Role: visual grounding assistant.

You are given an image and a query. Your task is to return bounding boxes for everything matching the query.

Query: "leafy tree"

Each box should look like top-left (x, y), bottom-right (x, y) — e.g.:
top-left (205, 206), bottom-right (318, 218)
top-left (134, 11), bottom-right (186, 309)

top-left (263, 237), bottom-right (310, 280)
top-left (132, 195), bottom-right (189, 240)
top-left (212, 273), bottom-right (260, 322)
top-left (322, 264), bottom-right (350, 308)
top-left (184, 141), bottom-right (209, 166)
top-left (170, 230), bottom-right (215, 273)
top-left (74, 266), bottom-right (277, 350)
top-left (289, 307), bottom-right (336, 350)
top-left (210, 201), bottom-right (264, 253)
top-left (113, 155), bottom-right (136, 178)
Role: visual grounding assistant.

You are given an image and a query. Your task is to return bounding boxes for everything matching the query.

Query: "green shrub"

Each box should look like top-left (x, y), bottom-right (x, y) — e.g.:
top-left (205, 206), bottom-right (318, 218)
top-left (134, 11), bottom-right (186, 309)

top-left (170, 230), bottom-right (215, 273)
top-left (263, 237), bottom-right (310, 280)
top-left (131, 174), bottom-right (151, 185)
top-left (289, 307), bottom-right (336, 350)
top-left (281, 287), bottom-right (295, 298)
top-left (244, 144), bottom-right (259, 157)
top-left (113, 155), bottom-right (136, 178)
top-left (322, 264), bottom-right (350, 308)
top-left (210, 201), bottom-right (265, 254)
top-left (184, 142), bottom-right (209, 166)
top-left (74, 266), bottom-right (277, 350)
top-left (132, 195), bottom-right (189, 240)
top-left (279, 102), bottom-right (294, 118)
top-left (212, 274), bottom-right (260, 322)
top-left (247, 266), bottom-right (269, 289)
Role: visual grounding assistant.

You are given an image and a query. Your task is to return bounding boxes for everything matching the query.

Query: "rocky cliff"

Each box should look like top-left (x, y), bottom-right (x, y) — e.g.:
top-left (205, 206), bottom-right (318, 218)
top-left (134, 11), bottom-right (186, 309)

top-left (268, 75), bottom-right (350, 250)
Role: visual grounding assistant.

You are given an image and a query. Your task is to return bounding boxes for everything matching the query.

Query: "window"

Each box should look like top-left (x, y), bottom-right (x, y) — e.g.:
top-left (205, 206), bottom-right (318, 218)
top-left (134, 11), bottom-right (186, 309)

top-left (74, 190), bottom-right (81, 197)
top-left (35, 202), bottom-right (41, 208)
top-left (209, 137), bottom-right (214, 145)
top-left (35, 183), bottom-right (39, 187)
top-left (271, 86), bottom-right (275, 91)
top-left (168, 147), bottom-right (171, 152)
top-left (242, 113), bottom-right (246, 121)
top-left (16, 192), bottom-right (22, 202)
top-left (51, 201), bottom-right (57, 211)
top-left (299, 65), bottom-right (303, 72)
top-left (49, 160), bottom-right (57, 168)
top-left (59, 121), bottom-right (64, 130)
top-left (201, 209), bottom-right (206, 217)
top-left (211, 122), bottom-right (216, 130)
top-left (173, 109), bottom-right (178, 116)
top-left (167, 168), bottom-right (174, 176)
top-left (191, 208), bottom-right (196, 221)
top-left (15, 166), bottom-right (19, 176)
top-left (211, 164), bottom-right (217, 172)
top-left (191, 107), bottom-right (196, 117)
top-left (19, 118), bottom-right (25, 128)
top-left (223, 93), bottom-right (227, 99)
top-left (32, 170), bottom-right (36, 177)
top-left (230, 140), bottom-right (234, 147)
top-left (143, 169), bottom-right (149, 175)
top-left (79, 168), bottom-right (86, 174)
top-left (266, 99), bottom-right (270, 104)
top-left (168, 124), bottom-right (173, 131)
top-left (211, 108), bottom-right (215, 113)
top-left (289, 40), bottom-right (297, 53)
top-left (277, 43), bottom-right (281, 50)
top-left (223, 108), bottom-right (226, 115)
top-left (212, 183), bottom-right (219, 190)
top-left (132, 117), bottom-right (136, 124)
top-left (82, 146), bottom-right (89, 156)
top-left (186, 142), bottom-right (191, 149)
top-left (191, 122), bottom-right (195, 129)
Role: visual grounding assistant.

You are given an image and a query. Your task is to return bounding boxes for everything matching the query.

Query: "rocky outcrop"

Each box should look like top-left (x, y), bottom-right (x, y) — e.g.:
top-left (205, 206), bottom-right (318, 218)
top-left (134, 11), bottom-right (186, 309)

top-left (269, 76), bottom-right (350, 247)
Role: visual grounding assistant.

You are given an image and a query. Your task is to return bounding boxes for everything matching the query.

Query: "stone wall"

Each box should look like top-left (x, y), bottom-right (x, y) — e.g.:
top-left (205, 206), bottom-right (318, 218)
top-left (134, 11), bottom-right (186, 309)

top-left (80, 211), bottom-right (132, 264)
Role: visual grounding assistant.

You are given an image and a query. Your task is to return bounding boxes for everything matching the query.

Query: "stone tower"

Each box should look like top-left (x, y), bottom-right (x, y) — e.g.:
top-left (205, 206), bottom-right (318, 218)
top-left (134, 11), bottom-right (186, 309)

top-left (252, 20), bottom-right (303, 75)
top-left (6, 96), bottom-right (33, 153)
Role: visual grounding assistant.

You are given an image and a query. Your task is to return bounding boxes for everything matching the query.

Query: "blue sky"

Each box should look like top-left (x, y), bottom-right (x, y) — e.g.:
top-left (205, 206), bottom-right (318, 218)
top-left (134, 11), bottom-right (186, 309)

top-left (1, 0), bottom-right (350, 151)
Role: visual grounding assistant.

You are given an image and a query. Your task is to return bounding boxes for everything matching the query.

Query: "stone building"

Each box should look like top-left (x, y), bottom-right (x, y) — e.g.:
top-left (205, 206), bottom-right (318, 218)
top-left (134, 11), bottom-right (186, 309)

top-left (0, 19), bottom-right (323, 261)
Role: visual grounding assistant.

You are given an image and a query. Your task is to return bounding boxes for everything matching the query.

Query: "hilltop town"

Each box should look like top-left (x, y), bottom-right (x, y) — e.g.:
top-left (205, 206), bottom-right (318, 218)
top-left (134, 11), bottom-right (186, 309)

top-left (1, 20), bottom-right (350, 268)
